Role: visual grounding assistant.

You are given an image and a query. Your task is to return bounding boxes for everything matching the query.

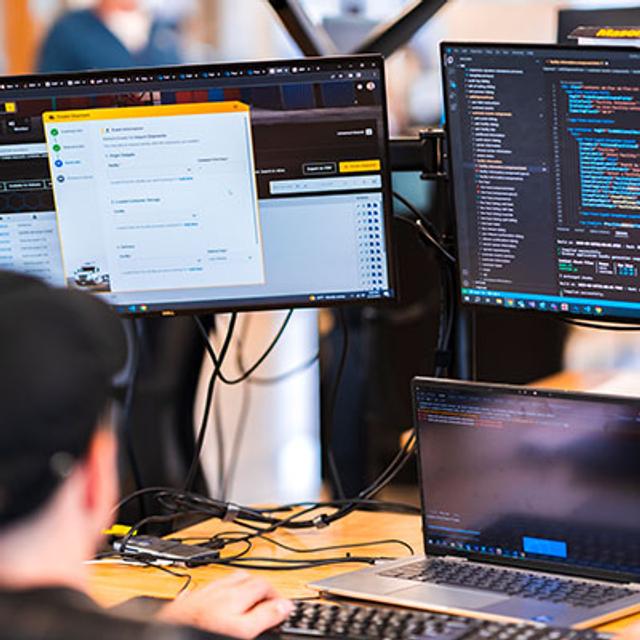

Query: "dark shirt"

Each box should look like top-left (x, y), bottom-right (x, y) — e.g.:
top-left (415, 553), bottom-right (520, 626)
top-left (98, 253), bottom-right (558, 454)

top-left (37, 9), bottom-right (182, 73)
top-left (0, 586), bottom-right (219, 640)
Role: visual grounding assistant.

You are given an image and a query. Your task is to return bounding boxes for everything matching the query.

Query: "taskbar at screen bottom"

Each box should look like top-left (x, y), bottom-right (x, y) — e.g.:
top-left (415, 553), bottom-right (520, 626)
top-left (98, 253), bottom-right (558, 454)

top-left (111, 288), bottom-right (395, 316)
top-left (462, 288), bottom-right (640, 322)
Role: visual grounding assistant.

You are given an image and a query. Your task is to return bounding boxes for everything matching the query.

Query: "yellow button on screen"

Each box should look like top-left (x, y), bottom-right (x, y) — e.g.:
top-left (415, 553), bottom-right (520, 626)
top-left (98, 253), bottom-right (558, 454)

top-left (4, 102), bottom-right (16, 113)
top-left (339, 159), bottom-right (381, 173)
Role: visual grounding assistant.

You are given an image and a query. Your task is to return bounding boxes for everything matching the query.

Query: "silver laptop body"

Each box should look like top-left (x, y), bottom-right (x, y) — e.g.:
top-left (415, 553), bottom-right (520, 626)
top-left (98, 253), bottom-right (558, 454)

top-left (310, 378), bottom-right (640, 628)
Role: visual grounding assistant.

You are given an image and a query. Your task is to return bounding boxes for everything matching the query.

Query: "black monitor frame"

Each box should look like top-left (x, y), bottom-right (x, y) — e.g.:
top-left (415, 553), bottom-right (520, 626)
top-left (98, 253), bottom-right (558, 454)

top-left (0, 54), bottom-right (397, 317)
top-left (441, 41), bottom-right (640, 326)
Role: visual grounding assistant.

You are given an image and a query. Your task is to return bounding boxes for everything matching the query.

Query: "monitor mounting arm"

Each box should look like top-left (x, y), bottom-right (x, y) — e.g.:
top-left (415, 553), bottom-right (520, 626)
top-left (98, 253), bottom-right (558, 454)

top-left (390, 128), bottom-right (447, 181)
top-left (266, 0), bottom-right (448, 59)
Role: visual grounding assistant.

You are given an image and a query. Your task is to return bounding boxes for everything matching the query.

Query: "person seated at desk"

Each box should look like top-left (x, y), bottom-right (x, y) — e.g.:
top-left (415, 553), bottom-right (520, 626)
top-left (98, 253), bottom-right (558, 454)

top-left (0, 271), bottom-right (293, 640)
top-left (37, 0), bottom-right (184, 72)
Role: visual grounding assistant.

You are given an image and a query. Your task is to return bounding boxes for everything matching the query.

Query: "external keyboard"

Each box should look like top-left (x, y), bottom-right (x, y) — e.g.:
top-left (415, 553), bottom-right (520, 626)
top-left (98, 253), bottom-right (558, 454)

top-left (378, 559), bottom-right (634, 609)
top-left (280, 600), bottom-right (611, 640)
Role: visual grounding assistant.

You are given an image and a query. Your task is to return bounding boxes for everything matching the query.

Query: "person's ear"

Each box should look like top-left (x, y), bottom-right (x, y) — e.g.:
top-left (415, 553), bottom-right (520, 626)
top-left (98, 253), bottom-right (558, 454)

top-left (82, 427), bottom-right (119, 531)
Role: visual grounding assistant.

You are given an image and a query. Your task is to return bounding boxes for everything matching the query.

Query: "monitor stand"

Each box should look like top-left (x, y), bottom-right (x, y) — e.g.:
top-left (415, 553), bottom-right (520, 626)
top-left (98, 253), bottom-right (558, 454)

top-left (194, 310), bottom-right (322, 503)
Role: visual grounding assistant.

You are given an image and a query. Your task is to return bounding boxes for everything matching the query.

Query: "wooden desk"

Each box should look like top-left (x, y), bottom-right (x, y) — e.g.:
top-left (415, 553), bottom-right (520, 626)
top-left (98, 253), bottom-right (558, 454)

top-left (90, 510), bottom-right (419, 606)
top-left (90, 509), bottom-right (640, 634)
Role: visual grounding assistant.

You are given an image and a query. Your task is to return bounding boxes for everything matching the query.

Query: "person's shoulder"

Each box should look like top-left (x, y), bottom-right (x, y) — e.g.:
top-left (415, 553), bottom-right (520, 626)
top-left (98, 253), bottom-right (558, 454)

top-left (48, 8), bottom-right (101, 32)
top-left (36, 9), bottom-right (112, 72)
top-left (0, 587), bottom-right (219, 640)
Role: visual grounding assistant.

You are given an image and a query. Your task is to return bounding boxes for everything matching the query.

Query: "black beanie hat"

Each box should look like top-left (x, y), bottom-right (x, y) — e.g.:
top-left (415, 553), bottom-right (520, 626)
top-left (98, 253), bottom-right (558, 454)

top-left (0, 271), bottom-right (127, 527)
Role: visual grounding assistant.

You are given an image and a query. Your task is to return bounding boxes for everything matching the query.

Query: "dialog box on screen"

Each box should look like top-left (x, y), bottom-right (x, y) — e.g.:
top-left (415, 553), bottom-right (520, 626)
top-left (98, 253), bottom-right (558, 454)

top-left (43, 101), bottom-right (265, 295)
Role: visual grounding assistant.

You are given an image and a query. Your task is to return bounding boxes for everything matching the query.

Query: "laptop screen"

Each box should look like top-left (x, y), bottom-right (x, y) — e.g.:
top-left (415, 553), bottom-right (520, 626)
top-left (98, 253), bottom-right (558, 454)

top-left (413, 379), bottom-right (640, 581)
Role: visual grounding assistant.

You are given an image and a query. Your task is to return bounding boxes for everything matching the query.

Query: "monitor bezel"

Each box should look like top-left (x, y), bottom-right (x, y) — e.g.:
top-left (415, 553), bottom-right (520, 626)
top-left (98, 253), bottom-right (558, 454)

top-left (412, 375), bottom-right (640, 584)
top-left (0, 54), bottom-right (398, 317)
top-left (440, 41), bottom-right (640, 326)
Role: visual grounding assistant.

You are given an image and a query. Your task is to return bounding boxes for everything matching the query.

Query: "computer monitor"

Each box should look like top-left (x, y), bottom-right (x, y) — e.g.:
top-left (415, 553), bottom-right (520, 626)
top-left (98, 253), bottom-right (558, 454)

top-left (557, 7), bottom-right (640, 43)
top-left (0, 55), bottom-right (394, 315)
top-left (441, 42), bottom-right (640, 322)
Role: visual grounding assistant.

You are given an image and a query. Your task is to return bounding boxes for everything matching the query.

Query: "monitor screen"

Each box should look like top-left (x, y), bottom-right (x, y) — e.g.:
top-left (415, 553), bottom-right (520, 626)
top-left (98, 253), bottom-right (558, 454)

top-left (413, 378), bottom-right (640, 580)
top-left (442, 43), bottom-right (640, 322)
top-left (0, 55), bottom-right (394, 315)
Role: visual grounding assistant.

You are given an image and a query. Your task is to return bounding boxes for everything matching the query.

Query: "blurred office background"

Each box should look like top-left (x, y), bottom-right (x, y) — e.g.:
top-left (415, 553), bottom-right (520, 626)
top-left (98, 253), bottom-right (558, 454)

top-left (3, 0), bottom-right (640, 132)
top-left (3, 0), bottom-right (640, 506)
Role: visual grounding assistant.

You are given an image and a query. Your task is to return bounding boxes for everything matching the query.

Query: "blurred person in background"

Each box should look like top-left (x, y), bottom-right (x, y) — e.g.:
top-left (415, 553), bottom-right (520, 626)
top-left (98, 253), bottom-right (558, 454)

top-left (36, 0), bottom-right (194, 72)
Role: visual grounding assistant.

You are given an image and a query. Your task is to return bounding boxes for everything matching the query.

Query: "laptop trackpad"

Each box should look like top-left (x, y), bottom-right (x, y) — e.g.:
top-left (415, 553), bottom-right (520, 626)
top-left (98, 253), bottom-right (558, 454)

top-left (389, 585), bottom-right (508, 609)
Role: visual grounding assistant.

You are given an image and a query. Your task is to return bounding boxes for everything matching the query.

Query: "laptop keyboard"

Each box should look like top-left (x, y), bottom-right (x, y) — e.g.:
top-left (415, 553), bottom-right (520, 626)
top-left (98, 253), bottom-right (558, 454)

top-left (281, 600), bottom-right (611, 640)
top-left (378, 559), bottom-right (635, 608)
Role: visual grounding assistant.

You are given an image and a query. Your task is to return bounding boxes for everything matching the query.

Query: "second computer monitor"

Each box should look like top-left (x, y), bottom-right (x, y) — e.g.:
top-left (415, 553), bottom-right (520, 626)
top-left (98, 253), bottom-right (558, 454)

top-left (0, 55), bottom-right (394, 315)
top-left (442, 43), bottom-right (640, 322)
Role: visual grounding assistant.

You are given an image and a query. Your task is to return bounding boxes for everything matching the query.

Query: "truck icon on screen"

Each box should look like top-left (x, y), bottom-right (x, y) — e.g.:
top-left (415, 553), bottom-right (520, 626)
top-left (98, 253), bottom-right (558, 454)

top-left (70, 262), bottom-right (111, 292)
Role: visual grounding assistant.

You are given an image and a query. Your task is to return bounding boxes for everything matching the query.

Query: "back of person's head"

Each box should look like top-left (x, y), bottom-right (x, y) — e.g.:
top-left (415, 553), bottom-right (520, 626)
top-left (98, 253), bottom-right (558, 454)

top-left (0, 271), bottom-right (127, 530)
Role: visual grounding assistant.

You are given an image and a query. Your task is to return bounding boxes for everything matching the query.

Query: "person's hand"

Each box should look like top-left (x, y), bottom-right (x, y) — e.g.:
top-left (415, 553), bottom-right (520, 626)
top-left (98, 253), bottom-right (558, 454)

top-left (158, 571), bottom-right (294, 639)
top-left (618, 621), bottom-right (640, 640)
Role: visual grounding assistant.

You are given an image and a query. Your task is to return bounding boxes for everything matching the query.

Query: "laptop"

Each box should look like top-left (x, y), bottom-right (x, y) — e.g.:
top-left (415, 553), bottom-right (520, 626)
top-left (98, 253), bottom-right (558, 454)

top-left (310, 378), bottom-right (640, 628)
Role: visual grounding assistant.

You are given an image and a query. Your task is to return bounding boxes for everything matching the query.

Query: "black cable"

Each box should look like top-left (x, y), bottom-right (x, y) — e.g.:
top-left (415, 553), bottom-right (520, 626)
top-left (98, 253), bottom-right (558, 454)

top-left (195, 310), bottom-right (295, 386)
top-left (233, 309), bottom-right (294, 382)
top-left (434, 263), bottom-right (449, 378)
top-left (325, 309), bottom-right (348, 500)
top-left (258, 498), bottom-right (420, 515)
top-left (117, 429), bottom-right (417, 534)
top-left (393, 190), bottom-right (441, 238)
top-left (249, 353), bottom-right (319, 385)
top-left (444, 263), bottom-right (456, 349)
top-left (114, 485), bottom-right (177, 513)
top-left (241, 433), bottom-right (418, 533)
top-left (109, 533), bottom-right (393, 572)
top-left (559, 317), bottom-right (640, 331)
top-left (116, 464), bottom-right (418, 536)
top-left (140, 558), bottom-right (193, 595)
top-left (254, 534), bottom-right (415, 556)
top-left (216, 311), bottom-right (318, 499)
top-left (395, 199), bottom-right (456, 378)
top-left (140, 552), bottom-right (386, 571)
top-left (213, 389), bottom-right (225, 497)
top-left (393, 193), bottom-right (456, 264)
top-left (114, 424), bottom-right (418, 543)
top-left (114, 486), bottom-right (420, 522)
top-left (435, 256), bottom-right (455, 378)
top-left (216, 317), bottom-right (254, 500)
top-left (110, 459), bottom-right (422, 578)
top-left (185, 313), bottom-right (237, 491)
top-left (97, 551), bottom-right (194, 595)
top-left (214, 557), bottom-right (386, 570)
top-left (220, 379), bottom-right (251, 501)
top-left (193, 309), bottom-right (292, 495)
top-left (203, 527), bottom-right (415, 555)
top-left (174, 530), bottom-right (415, 557)
top-left (120, 319), bottom-right (145, 514)
top-left (470, 307), bottom-right (478, 381)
